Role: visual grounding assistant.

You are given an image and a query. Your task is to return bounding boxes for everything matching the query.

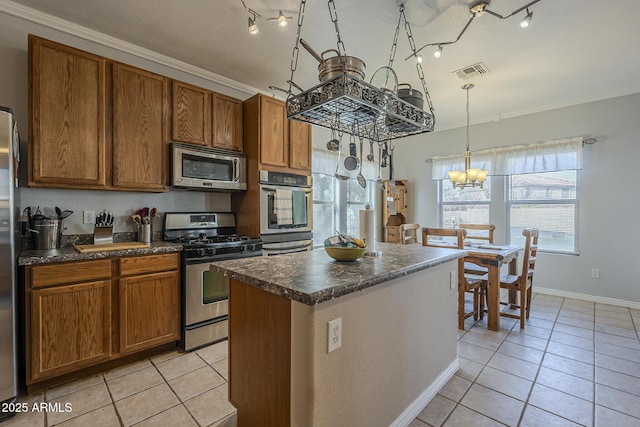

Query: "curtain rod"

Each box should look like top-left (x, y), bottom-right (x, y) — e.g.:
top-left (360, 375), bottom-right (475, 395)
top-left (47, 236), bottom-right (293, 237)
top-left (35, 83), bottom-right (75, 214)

top-left (424, 138), bottom-right (597, 163)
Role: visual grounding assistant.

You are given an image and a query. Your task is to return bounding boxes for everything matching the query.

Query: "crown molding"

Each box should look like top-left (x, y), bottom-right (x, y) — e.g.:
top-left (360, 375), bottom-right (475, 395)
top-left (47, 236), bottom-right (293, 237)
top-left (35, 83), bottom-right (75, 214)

top-left (0, 0), bottom-right (263, 97)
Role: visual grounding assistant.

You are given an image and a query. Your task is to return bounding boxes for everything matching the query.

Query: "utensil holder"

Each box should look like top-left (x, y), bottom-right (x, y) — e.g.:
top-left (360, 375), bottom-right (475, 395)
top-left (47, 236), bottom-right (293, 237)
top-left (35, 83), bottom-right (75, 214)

top-left (94, 225), bottom-right (113, 244)
top-left (138, 223), bottom-right (151, 244)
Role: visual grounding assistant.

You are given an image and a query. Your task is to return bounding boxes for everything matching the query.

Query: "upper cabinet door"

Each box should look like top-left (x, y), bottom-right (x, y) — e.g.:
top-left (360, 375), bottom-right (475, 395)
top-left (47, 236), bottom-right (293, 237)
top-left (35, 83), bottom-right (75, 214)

top-left (171, 80), bottom-right (211, 146)
top-left (112, 63), bottom-right (168, 191)
top-left (29, 35), bottom-right (107, 187)
top-left (288, 120), bottom-right (311, 173)
top-left (212, 93), bottom-right (243, 152)
top-left (258, 96), bottom-right (287, 168)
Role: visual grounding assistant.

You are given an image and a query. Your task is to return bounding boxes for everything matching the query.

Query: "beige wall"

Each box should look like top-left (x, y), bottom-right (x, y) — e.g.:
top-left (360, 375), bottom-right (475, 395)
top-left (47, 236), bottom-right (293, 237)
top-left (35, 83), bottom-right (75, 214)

top-left (291, 261), bottom-right (458, 426)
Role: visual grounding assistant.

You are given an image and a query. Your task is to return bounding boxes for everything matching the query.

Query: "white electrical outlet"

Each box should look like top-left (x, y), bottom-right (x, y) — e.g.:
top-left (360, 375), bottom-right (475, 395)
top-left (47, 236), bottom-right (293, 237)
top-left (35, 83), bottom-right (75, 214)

top-left (328, 317), bottom-right (342, 353)
top-left (591, 268), bottom-right (600, 279)
top-left (450, 270), bottom-right (458, 289)
top-left (83, 210), bottom-right (95, 224)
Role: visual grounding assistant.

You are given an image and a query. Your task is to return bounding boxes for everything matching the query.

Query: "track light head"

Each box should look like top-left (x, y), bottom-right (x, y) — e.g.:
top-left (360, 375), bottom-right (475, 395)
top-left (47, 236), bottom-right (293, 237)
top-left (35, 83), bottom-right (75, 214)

top-left (520, 8), bottom-right (533, 28)
top-left (248, 16), bottom-right (259, 34)
top-left (277, 10), bottom-right (287, 27)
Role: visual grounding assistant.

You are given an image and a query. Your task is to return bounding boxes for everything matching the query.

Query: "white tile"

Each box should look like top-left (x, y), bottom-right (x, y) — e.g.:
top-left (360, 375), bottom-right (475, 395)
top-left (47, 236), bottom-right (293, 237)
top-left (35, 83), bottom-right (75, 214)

top-left (552, 322), bottom-right (594, 340)
top-left (460, 383), bottom-right (525, 426)
top-left (505, 329), bottom-right (548, 351)
top-left (595, 405), bottom-right (640, 427)
top-left (486, 352), bottom-right (540, 381)
top-left (497, 341), bottom-right (544, 365)
top-left (595, 341), bottom-right (640, 363)
top-left (595, 323), bottom-right (638, 339)
top-left (45, 374), bottom-right (105, 401)
top-left (475, 366), bottom-right (532, 401)
top-left (536, 366), bottom-right (594, 401)
top-left (132, 404), bottom-right (198, 427)
top-left (596, 384), bottom-right (640, 419)
top-left (195, 340), bottom-right (228, 365)
top-left (416, 394), bottom-right (456, 426)
top-left (529, 384), bottom-right (593, 426)
top-left (546, 341), bottom-right (594, 365)
top-left (596, 367), bottom-right (640, 397)
top-left (456, 357), bottom-right (485, 381)
top-left (115, 383), bottom-right (180, 426)
top-left (47, 383), bottom-right (112, 426)
top-left (438, 375), bottom-right (472, 402)
top-left (53, 404), bottom-right (119, 427)
top-left (457, 342), bottom-right (495, 365)
top-left (443, 405), bottom-right (504, 427)
top-left (106, 366), bottom-right (164, 401)
top-left (184, 384), bottom-right (235, 427)
top-left (154, 352), bottom-right (207, 381)
top-left (595, 353), bottom-right (640, 378)
top-left (542, 353), bottom-right (594, 381)
top-left (595, 332), bottom-right (640, 350)
top-left (168, 366), bottom-right (225, 402)
top-left (520, 405), bottom-right (583, 427)
top-left (550, 330), bottom-right (594, 351)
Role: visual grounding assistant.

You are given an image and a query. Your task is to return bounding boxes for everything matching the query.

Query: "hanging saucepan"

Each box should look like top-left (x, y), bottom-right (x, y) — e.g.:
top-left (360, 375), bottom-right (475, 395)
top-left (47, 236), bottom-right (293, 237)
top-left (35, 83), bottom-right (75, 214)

top-left (299, 39), bottom-right (365, 83)
top-left (397, 83), bottom-right (424, 109)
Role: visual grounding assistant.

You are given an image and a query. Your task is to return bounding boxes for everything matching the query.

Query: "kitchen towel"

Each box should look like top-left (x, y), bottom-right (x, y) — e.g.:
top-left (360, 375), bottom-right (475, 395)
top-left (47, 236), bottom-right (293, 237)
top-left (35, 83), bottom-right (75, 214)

top-left (292, 190), bottom-right (307, 225)
top-left (359, 207), bottom-right (376, 253)
top-left (275, 188), bottom-right (293, 225)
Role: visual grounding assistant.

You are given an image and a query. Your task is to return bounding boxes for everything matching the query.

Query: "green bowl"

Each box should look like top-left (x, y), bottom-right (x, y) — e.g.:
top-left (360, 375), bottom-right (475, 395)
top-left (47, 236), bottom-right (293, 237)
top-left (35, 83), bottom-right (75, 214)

top-left (324, 246), bottom-right (367, 262)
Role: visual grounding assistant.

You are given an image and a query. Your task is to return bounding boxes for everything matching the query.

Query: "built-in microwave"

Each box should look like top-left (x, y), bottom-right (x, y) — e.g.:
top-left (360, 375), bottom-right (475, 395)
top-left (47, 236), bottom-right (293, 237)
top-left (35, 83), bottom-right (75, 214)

top-left (171, 143), bottom-right (247, 191)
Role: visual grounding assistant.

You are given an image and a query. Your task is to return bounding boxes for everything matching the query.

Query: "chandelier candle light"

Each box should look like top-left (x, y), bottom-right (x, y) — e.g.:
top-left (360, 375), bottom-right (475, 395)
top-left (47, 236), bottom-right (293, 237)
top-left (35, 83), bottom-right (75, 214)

top-left (448, 84), bottom-right (488, 189)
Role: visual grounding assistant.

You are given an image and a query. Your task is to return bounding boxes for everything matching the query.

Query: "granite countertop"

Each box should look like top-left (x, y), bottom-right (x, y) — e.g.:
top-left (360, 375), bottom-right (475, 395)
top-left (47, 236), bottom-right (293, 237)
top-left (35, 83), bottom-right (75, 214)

top-left (19, 241), bottom-right (183, 266)
top-left (210, 242), bottom-right (467, 305)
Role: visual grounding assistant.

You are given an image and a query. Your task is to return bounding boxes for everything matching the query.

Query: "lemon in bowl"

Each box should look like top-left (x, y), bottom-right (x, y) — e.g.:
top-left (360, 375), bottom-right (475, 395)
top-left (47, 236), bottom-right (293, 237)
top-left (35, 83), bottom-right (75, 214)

top-left (324, 245), bottom-right (367, 262)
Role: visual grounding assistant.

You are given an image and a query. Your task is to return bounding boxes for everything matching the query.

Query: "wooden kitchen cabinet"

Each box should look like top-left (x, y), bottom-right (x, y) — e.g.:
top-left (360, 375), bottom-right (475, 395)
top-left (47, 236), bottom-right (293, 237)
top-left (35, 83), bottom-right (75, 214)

top-left (26, 259), bottom-right (112, 382)
top-left (25, 253), bottom-right (180, 389)
top-left (212, 92), bottom-right (243, 152)
top-left (118, 253), bottom-right (180, 354)
top-left (112, 63), bottom-right (168, 191)
top-left (288, 118), bottom-right (312, 172)
top-left (170, 80), bottom-right (243, 151)
top-left (243, 94), bottom-right (312, 173)
top-left (171, 80), bottom-right (211, 146)
top-left (28, 35), bottom-right (108, 188)
top-left (383, 180), bottom-right (409, 242)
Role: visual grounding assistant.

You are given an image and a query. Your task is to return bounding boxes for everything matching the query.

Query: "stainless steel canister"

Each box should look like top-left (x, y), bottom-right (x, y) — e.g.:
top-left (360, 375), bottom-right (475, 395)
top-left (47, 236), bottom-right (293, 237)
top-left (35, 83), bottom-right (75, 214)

top-left (28, 219), bottom-right (63, 249)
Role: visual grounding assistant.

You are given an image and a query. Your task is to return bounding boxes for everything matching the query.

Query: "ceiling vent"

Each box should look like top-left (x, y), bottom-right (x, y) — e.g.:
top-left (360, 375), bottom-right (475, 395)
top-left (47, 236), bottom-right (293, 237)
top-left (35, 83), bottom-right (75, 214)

top-left (453, 62), bottom-right (490, 80)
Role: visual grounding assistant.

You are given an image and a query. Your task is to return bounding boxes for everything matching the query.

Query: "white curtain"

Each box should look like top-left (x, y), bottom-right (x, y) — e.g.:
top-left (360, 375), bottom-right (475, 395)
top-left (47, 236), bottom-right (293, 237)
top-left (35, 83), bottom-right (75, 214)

top-left (431, 137), bottom-right (583, 180)
top-left (313, 145), bottom-right (378, 179)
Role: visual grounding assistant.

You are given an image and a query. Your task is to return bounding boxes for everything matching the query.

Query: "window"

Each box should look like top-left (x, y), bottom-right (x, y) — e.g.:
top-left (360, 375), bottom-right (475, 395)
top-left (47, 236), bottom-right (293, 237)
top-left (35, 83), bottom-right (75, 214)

top-left (507, 170), bottom-right (579, 253)
top-left (312, 173), bottom-right (376, 247)
top-left (439, 179), bottom-right (491, 228)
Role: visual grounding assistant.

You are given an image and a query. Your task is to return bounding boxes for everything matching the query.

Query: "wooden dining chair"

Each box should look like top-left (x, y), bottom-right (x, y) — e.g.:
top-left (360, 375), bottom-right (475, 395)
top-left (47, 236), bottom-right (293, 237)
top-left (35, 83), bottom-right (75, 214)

top-left (400, 223), bottom-right (420, 245)
top-left (422, 227), bottom-right (485, 330)
top-left (482, 228), bottom-right (539, 329)
top-left (460, 224), bottom-right (496, 276)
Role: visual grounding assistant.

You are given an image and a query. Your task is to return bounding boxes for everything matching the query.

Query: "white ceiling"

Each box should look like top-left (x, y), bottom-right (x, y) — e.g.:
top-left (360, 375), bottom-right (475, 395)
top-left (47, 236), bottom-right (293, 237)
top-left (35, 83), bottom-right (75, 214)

top-left (5, 0), bottom-right (640, 130)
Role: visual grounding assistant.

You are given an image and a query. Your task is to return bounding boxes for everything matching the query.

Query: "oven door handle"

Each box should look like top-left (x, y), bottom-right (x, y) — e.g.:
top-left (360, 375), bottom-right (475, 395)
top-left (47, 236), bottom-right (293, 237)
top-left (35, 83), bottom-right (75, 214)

top-left (261, 186), bottom-right (311, 192)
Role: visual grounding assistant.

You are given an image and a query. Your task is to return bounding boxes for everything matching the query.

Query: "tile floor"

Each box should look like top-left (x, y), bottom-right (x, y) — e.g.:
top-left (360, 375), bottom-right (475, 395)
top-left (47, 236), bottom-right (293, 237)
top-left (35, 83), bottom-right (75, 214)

top-left (4, 293), bottom-right (640, 426)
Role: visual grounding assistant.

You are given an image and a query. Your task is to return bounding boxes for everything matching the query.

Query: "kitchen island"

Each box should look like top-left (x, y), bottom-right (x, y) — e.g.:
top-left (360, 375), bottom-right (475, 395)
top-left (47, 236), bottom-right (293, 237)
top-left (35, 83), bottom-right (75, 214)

top-left (210, 243), bottom-right (466, 427)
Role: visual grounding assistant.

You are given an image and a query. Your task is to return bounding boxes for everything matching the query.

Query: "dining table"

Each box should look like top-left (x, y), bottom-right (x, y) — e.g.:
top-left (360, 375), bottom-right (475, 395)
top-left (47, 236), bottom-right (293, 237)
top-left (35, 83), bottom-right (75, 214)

top-left (463, 243), bottom-right (520, 331)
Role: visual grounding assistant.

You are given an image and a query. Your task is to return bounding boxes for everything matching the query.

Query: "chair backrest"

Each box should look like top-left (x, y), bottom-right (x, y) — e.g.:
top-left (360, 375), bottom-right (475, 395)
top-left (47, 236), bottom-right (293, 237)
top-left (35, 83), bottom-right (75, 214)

top-left (400, 223), bottom-right (420, 245)
top-left (459, 224), bottom-right (495, 243)
top-left (422, 227), bottom-right (466, 249)
top-left (520, 228), bottom-right (539, 283)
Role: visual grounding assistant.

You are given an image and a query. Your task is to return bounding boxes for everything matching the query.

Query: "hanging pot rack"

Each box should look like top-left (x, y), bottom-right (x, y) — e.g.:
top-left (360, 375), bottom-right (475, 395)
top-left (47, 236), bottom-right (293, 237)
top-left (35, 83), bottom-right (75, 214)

top-left (284, 1), bottom-right (436, 142)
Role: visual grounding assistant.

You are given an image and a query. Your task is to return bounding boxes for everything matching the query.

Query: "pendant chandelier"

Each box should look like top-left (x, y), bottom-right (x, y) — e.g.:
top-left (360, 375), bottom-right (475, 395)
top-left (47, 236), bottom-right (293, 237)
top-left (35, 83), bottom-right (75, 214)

top-left (447, 84), bottom-right (488, 189)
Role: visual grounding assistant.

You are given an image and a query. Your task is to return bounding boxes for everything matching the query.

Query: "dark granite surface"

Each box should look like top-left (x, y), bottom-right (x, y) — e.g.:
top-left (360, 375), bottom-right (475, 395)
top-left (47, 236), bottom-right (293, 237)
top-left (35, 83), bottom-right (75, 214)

top-left (19, 241), bottom-right (183, 266)
top-left (210, 243), bottom-right (466, 305)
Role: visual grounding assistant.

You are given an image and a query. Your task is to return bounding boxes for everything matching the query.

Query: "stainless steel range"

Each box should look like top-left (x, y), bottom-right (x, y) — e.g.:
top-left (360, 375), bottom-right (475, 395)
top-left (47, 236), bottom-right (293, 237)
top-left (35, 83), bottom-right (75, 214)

top-left (163, 212), bottom-right (262, 351)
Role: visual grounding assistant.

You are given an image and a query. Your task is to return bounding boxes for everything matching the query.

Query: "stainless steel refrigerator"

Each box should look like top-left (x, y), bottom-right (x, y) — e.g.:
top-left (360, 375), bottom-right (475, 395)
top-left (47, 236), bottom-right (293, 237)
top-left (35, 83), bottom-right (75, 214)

top-left (0, 106), bottom-right (19, 418)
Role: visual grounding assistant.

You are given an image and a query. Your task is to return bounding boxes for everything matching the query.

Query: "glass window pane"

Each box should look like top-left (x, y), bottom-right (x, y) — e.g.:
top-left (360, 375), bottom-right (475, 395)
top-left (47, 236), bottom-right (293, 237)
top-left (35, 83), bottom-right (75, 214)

top-left (313, 204), bottom-right (336, 247)
top-left (443, 204), bottom-right (490, 228)
top-left (510, 170), bottom-right (576, 201)
top-left (346, 203), bottom-right (368, 237)
top-left (313, 173), bottom-right (335, 202)
top-left (443, 180), bottom-right (491, 203)
top-left (347, 180), bottom-right (369, 203)
top-left (510, 203), bottom-right (575, 251)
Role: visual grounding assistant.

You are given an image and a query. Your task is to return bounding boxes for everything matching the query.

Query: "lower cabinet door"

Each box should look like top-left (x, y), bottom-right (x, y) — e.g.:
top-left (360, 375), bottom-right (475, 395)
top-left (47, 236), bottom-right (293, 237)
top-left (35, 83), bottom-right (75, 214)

top-left (30, 280), bottom-right (112, 382)
top-left (119, 270), bottom-right (180, 354)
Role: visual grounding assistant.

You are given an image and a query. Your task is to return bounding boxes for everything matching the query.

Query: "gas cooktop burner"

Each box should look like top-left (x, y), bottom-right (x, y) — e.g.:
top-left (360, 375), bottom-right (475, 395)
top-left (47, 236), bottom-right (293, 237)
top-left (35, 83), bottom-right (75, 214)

top-left (176, 234), bottom-right (257, 247)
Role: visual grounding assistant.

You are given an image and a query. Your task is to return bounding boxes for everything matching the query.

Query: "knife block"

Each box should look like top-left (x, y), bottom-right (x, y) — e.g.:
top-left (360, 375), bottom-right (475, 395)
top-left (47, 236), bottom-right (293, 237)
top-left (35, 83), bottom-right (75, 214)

top-left (93, 225), bottom-right (113, 244)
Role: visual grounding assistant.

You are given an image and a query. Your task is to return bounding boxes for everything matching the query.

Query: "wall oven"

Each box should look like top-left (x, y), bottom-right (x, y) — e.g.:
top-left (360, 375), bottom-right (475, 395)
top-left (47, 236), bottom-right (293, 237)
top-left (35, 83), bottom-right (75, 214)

top-left (259, 170), bottom-right (313, 255)
top-left (163, 212), bottom-right (262, 351)
top-left (171, 142), bottom-right (247, 191)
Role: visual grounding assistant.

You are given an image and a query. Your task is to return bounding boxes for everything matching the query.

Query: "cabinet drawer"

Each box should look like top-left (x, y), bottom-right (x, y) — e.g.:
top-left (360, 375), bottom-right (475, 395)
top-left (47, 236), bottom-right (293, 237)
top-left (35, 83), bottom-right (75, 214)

top-left (119, 253), bottom-right (179, 276)
top-left (30, 259), bottom-right (112, 288)
top-left (386, 227), bottom-right (402, 243)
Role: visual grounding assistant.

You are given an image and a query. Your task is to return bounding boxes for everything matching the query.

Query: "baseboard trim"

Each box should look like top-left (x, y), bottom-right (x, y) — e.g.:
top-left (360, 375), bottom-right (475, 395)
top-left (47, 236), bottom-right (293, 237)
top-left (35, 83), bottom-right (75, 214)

top-left (0, 0), bottom-right (261, 96)
top-left (390, 358), bottom-right (460, 427)
top-left (535, 287), bottom-right (640, 310)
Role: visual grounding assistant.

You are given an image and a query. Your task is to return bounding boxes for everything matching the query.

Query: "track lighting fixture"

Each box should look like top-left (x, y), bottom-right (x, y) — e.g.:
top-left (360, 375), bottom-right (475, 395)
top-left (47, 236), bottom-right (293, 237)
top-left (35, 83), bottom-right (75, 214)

top-left (406, 0), bottom-right (543, 62)
top-left (520, 8), bottom-right (533, 28)
top-left (248, 16), bottom-right (259, 35)
top-left (240, 0), bottom-right (291, 35)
